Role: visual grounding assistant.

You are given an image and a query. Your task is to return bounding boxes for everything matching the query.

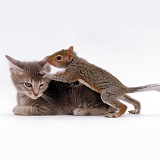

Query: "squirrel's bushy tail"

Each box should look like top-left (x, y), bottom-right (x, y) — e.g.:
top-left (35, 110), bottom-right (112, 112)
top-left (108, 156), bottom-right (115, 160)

top-left (128, 84), bottom-right (160, 93)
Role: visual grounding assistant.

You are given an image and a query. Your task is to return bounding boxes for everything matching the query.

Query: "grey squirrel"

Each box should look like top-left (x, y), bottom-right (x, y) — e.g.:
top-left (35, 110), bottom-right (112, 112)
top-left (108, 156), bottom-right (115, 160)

top-left (40, 46), bottom-right (160, 118)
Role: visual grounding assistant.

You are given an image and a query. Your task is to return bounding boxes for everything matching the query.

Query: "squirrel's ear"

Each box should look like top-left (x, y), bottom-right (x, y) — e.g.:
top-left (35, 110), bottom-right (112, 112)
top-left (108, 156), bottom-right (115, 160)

top-left (69, 46), bottom-right (73, 51)
top-left (67, 46), bottom-right (73, 62)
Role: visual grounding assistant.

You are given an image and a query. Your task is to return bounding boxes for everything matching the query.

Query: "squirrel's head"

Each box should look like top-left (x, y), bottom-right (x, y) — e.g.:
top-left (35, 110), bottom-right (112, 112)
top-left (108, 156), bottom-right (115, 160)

top-left (47, 46), bottom-right (74, 68)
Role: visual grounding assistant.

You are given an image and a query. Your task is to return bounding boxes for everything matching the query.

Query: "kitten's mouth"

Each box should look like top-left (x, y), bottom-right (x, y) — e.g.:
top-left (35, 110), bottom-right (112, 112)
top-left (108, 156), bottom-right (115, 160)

top-left (31, 96), bottom-right (39, 99)
top-left (28, 93), bottom-right (42, 99)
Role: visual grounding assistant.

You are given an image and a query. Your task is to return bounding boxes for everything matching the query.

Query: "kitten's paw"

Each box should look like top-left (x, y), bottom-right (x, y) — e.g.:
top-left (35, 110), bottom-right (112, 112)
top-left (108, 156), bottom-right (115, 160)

top-left (73, 108), bottom-right (89, 116)
top-left (12, 106), bottom-right (32, 116)
top-left (12, 106), bottom-right (24, 115)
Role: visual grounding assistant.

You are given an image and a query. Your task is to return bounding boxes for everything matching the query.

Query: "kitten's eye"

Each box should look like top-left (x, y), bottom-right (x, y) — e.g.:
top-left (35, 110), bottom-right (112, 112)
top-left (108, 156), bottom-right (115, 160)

top-left (39, 83), bottom-right (45, 88)
top-left (56, 55), bottom-right (62, 61)
top-left (24, 83), bottom-right (32, 88)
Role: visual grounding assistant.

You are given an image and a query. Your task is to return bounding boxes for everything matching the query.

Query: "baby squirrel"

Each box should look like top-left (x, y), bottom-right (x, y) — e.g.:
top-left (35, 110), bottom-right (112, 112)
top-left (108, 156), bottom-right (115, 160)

top-left (41, 46), bottom-right (160, 118)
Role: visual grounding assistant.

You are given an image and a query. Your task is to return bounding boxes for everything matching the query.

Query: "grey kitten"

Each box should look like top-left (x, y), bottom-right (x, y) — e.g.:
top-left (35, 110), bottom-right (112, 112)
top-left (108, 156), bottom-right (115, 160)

top-left (6, 55), bottom-right (116, 116)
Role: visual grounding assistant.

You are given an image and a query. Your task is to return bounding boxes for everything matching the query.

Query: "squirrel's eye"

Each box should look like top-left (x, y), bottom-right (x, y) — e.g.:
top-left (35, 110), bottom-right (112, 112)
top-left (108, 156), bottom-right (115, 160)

top-left (24, 83), bottom-right (32, 88)
top-left (56, 56), bottom-right (62, 61)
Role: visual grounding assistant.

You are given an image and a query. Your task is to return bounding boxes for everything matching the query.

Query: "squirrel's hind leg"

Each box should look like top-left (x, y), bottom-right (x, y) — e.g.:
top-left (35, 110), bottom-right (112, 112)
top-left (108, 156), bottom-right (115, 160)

top-left (101, 91), bottom-right (127, 118)
top-left (119, 95), bottom-right (141, 114)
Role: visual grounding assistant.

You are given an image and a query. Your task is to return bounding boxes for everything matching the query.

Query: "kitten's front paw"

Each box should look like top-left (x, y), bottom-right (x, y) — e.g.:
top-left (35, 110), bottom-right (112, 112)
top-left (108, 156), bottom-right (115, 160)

top-left (73, 108), bottom-right (89, 116)
top-left (12, 106), bottom-right (25, 115)
top-left (12, 106), bottom-right (32, 116)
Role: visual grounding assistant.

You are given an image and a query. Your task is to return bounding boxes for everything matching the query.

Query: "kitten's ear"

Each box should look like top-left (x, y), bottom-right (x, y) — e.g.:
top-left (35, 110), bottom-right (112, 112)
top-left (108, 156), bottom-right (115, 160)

top-left (5, 55), bottom-right (24, 75)
top-left (66, 46), bottom-right (73, 62)
top-left (41, 62), bottom-right (51, 73)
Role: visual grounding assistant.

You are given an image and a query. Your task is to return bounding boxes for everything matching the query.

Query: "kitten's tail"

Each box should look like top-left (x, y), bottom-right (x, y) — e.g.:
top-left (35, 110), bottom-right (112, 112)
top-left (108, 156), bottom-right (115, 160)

top-left (128, 84), bottom-right (160, 93)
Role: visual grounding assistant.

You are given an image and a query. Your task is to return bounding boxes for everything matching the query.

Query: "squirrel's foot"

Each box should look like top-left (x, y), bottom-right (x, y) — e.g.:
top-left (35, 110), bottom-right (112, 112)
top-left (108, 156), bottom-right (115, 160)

top-left (128, 110), bottom-right (140, 114)
top-left (105, 113), bottom-right (119, 118)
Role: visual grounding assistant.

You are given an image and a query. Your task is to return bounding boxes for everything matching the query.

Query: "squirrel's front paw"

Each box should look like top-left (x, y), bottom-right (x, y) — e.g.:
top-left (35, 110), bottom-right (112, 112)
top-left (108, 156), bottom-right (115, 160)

top-left (40, 70), bottom-right (49, 75)
top-left (39, 70), bottom-right (51, 78)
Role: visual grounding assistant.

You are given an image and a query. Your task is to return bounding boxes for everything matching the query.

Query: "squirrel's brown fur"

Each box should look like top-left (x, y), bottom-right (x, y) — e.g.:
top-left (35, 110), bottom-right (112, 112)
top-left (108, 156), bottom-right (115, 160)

top-left (42, 46), bottom-right (160, 118)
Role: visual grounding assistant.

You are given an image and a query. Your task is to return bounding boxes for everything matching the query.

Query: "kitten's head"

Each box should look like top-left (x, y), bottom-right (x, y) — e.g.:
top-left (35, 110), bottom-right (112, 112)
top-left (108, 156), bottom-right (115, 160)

top-left (6, 55), bottom-right (51, 99)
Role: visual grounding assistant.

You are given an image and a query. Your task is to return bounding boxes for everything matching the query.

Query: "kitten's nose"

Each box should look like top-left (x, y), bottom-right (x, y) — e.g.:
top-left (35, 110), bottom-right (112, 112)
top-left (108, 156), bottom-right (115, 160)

top-left (33, 92), bottom-right (39, 96)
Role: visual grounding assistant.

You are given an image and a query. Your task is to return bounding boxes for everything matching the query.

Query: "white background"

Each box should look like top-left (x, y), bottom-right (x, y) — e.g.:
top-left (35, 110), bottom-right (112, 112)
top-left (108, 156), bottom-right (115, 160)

top-left (0, 0), bottom-right (160, 160)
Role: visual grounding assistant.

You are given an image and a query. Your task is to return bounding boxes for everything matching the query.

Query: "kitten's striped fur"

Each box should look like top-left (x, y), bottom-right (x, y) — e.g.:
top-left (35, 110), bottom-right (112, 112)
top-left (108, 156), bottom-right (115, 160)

top-left (6, 55), bottom-right (116, 116)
